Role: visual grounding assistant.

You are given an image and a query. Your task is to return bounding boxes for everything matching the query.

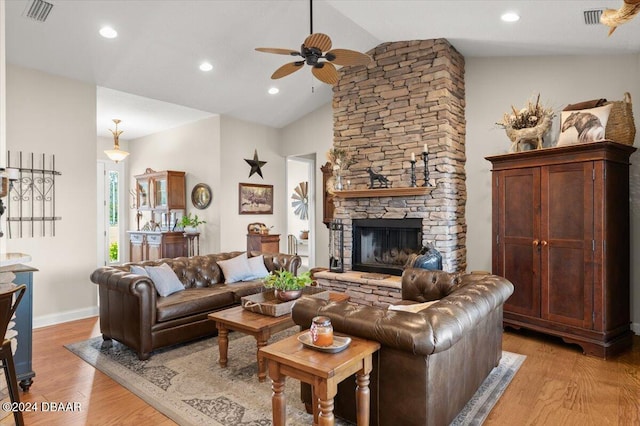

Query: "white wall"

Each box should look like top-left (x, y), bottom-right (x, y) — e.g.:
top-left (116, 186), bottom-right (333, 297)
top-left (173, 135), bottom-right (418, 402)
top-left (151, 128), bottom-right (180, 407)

top-left (6, 64), bottom-right (98, 326)
top-left (280, 103), bottom-right (334, 267)
top-left (219, 116), bottom-right (285, 252)
top-left (1, 0), bottom-right (7, 254)
top-left (127, 116), bottom-right (221, 255)
top-left (465, 54), bottom-right (640, 333)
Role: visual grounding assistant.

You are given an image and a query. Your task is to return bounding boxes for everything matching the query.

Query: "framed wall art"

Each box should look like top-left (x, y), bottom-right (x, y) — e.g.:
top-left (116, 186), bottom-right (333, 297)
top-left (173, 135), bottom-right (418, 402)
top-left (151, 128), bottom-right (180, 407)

top-left (239, 183), bottom-right (273, 215)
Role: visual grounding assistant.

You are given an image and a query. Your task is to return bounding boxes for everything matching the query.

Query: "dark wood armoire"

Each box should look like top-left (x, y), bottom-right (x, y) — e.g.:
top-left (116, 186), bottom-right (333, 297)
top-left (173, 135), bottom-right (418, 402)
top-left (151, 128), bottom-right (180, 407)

top-left (487, 141), bottom-right (636, 358)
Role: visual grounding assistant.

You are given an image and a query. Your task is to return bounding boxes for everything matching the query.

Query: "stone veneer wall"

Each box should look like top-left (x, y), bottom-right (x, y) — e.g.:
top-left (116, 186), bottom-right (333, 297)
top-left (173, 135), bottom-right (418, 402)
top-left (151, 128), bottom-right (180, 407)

top-left (332, 39), bottom-right (467, 272)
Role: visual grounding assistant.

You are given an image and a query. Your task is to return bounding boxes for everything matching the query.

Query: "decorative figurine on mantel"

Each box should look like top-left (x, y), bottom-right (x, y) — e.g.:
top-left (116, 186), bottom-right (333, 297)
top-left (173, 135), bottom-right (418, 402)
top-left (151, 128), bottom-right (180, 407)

top-left (366, 166), bottom-right (391, 189)
top-left (496, 94), bottom-right (554, 152)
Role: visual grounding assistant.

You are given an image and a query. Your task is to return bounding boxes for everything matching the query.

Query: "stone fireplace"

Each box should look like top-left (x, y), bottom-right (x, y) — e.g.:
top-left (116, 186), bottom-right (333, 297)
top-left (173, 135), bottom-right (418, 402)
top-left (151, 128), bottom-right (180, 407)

top-left (330, 38), bottom-right (467, 274)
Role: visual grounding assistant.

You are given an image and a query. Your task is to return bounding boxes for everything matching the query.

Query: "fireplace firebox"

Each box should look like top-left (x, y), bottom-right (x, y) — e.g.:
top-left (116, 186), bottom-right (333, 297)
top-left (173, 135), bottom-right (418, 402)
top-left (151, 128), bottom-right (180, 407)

top-left (352, 218), bottom-right (422, 276)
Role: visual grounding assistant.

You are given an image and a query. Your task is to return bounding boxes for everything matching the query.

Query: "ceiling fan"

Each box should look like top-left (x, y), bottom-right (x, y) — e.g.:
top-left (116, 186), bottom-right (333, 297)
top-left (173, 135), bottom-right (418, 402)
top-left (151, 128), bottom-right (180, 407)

top-left (255, 0), bottom-right (372, 85)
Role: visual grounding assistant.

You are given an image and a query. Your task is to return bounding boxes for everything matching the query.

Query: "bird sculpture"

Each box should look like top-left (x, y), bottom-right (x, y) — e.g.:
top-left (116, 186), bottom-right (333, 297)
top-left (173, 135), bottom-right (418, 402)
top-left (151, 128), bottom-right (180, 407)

top-left (600, 0), bottom-right (640, 35)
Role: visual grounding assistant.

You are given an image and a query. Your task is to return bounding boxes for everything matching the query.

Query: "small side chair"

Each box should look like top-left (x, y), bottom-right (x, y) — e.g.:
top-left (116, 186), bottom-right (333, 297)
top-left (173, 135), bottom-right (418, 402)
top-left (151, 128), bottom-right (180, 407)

top-left (0, 284), bottom-right (26, 426)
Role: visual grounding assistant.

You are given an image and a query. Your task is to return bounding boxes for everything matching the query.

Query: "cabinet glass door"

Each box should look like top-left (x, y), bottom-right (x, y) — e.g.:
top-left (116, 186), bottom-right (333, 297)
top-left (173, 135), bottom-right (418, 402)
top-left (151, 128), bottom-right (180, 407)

top-left (155, 177), bottom-right (168, 209)
top-left (137, 180), bottom-right (150, 209)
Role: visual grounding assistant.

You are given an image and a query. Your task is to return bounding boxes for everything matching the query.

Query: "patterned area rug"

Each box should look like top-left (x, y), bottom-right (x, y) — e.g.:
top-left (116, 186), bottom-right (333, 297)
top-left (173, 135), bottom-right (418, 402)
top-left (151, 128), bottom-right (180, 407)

top-left (65, 330), bottom-right (525, 426)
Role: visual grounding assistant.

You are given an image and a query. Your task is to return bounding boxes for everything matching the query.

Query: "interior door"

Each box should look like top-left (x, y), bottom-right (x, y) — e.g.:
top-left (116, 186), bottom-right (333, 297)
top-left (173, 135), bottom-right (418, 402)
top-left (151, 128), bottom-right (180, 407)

top-left (495, 167), bottom-right (541, 317)
top-left (540, 162), bottom-right (594, 328)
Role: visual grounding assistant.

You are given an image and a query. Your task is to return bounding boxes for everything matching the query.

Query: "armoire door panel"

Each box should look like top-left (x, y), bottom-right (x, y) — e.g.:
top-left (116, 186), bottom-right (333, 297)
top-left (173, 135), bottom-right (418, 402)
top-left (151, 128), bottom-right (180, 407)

top-left (503, 242), bottom-right (539, 316)
top-left (541, 163), bottom-right (594, 329)
top-left (503, 172), bottom-right (537, 239)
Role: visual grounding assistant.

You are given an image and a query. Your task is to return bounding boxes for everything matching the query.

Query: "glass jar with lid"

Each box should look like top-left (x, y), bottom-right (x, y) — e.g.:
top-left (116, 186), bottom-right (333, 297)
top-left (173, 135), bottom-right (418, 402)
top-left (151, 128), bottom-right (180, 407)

top-left (310, 316), bottom-right (334, 347)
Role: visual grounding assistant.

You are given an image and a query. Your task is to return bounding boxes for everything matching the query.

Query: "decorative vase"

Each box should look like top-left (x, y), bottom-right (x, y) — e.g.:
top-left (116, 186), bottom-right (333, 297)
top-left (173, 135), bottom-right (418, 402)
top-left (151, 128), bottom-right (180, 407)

top-left (299, 230), bottom-right (309, 240)
top-left (274, 289), bottom-right (303, 302)
top-left (334, 174), bottom-right (343, 191)
top-left (184, 226), bottom-right (198, 234)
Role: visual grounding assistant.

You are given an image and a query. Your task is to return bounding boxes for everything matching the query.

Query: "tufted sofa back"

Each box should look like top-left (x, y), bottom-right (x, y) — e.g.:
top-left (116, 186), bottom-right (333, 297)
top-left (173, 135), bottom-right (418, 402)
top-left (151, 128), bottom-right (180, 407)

top-left (401, 268), bottom-right (464, 302)
top-left (112, 251), bottom-right (301, 289)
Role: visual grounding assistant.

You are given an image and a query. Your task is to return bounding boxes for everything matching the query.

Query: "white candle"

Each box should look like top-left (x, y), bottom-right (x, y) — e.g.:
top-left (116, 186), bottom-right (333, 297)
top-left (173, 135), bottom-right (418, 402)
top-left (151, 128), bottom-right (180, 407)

top-left (423, 143), bottom-right (428, 153)
top-left (411, 152), bottom-right (415, 162)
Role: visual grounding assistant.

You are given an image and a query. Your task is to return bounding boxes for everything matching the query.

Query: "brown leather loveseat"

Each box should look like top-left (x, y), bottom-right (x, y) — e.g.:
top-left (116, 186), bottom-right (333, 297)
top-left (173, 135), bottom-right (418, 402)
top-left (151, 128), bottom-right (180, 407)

top-left (292, 268), bottom-right (514, 426)
top-left (90, 251), bottom-right (300, 360)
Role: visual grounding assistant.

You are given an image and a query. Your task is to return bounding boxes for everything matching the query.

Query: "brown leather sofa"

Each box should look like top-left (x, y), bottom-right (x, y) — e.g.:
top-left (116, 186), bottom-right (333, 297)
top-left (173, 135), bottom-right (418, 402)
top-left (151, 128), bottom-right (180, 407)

top-left (90, 251), bottom-right (300, 360)
top-left (291, 268), bottom-right (514, 426)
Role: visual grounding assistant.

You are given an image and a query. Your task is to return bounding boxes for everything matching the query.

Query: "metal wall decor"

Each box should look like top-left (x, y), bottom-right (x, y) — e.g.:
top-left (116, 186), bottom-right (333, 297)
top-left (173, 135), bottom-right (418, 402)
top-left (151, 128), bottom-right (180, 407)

top-left (291, 181), bottom-right (309, 220)
top-left (244, 149), bottom-right (267, 179)
top-left (5, 151), bottom-right (62, 238)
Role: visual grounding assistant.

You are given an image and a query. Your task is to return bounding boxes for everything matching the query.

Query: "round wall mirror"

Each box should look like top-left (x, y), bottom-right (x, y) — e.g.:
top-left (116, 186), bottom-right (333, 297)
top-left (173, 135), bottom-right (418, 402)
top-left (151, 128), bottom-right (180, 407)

top-left (191, 183), bottom-right (212, 209)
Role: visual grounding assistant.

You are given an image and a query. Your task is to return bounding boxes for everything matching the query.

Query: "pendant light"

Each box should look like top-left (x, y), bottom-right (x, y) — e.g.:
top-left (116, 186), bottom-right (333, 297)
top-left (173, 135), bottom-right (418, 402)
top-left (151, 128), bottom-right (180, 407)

top-left (104, 119), bottom-right (129, 163)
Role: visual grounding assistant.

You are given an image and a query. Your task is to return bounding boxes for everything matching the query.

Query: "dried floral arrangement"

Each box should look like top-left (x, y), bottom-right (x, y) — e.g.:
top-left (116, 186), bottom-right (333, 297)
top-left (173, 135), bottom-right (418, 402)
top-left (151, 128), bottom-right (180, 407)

top-left (496, 94), bottom-right (554, 131)
top-left (327, 147), bottom-right (356, 172)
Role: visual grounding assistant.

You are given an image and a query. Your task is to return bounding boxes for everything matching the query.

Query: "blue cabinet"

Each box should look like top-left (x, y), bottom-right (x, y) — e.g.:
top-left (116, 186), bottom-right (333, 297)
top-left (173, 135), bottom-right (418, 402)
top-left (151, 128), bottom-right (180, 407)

top-left (10, 265), bottom-right (36, 391)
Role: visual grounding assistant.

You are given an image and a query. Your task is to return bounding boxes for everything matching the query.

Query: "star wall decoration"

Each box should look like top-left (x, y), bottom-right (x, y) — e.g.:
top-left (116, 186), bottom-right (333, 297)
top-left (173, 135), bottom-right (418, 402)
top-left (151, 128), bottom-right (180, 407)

top-left (244, 149), bottom-right (267, 178)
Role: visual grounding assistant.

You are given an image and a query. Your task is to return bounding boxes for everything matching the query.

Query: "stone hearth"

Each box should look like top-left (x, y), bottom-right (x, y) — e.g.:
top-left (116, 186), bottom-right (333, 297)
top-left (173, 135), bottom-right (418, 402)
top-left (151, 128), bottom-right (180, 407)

top-left (331, 38), bottom-right (467, 273)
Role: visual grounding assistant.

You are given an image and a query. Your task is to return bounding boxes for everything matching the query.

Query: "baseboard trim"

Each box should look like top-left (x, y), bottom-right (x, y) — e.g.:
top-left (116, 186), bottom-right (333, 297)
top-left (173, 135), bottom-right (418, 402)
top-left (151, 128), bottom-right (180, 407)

top-left (34, 306), bottom-right (99, 329)
top-left (632, 322), bottom-right (640, 335)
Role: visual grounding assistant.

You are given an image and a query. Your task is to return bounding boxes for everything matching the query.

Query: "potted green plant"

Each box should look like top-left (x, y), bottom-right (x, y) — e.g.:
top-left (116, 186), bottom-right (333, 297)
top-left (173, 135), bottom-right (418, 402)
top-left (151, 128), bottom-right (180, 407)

top-left (263, 270), bottom-right (313, 301)
top-left (180, 213), bottom-right (206, 234)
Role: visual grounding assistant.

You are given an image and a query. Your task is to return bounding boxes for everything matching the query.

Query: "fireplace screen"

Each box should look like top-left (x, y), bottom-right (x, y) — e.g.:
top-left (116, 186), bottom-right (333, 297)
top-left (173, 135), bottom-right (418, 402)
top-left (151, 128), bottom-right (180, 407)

top-left (352, 218), bottom-right (422, 276)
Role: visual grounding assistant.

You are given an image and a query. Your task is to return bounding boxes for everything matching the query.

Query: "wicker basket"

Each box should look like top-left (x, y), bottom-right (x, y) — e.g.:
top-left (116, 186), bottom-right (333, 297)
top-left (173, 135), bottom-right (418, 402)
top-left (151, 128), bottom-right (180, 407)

top-left (604, 92), bottom-right (636, 145)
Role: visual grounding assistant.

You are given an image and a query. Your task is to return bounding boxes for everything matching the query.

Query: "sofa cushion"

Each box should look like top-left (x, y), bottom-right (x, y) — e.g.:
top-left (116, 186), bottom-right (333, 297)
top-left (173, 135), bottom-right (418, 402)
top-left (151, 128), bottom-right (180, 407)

top-left (146, 263), bottom-right (185, 297)
top-left (156, 287), bottom-right (236, 322)
top-left (218, 253), bottom-right (253, 283)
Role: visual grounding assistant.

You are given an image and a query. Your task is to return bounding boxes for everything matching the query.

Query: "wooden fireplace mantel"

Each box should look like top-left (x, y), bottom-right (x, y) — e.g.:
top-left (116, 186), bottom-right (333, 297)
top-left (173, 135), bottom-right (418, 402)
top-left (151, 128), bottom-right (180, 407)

top-left (333, 186), bottom-right (433, 199)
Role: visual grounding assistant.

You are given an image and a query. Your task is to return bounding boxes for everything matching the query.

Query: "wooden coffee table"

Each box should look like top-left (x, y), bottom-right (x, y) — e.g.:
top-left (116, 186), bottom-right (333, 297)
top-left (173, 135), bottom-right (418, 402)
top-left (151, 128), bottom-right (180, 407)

top-left (208, 306), bottom-right (295, 382)
top-left (208, 291), bottom-right (350, 382)
top-left (259, 331), bottom-right (380, 426)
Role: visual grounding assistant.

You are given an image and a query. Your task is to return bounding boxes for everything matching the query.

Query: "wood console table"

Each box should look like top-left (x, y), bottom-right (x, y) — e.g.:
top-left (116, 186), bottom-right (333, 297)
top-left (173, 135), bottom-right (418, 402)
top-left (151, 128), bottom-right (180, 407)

top-left (247, 233), bottom-right (280, 253)
top-left (260, 331), bottom-right (380, 426)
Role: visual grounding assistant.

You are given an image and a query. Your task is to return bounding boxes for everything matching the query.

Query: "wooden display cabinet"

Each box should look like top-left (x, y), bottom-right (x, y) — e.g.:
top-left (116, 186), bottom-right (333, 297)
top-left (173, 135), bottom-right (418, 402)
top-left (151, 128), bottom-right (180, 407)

top-left (320, 162), bottom-right (335, 228)
top-left (487, 141), bottom-right (636, 358)
top-left (129, 231), bottom-right (187, 261)
top-left (134, 168), bottom-right (186, 211)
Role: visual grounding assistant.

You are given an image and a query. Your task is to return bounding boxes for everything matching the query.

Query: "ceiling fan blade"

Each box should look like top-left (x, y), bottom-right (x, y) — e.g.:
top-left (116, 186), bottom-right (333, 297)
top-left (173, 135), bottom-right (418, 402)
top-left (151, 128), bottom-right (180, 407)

top-left (312, 62), bottom-right (339, 85)
top-left (304, 33), bottom-right (332, 52)
top-left (327, 49), bottom-right (372, 66)
top-left (255, 47), bottom-right (301, 56)
top-left (271, 61), bottom-right (305, 79)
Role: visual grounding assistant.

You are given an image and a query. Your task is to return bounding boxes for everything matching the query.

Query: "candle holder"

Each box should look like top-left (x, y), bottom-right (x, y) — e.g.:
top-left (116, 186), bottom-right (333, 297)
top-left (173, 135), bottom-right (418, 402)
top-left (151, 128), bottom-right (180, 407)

top-left (422, 152), bottom-right (432, 187)
top-left (410, 160), bottom-right (417, 187)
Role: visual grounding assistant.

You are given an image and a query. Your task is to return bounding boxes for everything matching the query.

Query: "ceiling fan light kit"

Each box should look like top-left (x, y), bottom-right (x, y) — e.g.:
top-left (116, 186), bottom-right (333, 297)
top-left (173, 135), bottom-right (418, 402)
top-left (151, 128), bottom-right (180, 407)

top-left (255, 0), bottom-right (371, 85)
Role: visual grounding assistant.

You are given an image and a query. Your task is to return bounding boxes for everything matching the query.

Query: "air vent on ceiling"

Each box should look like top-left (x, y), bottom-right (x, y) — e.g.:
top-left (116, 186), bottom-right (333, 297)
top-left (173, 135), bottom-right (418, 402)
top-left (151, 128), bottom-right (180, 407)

top-left (584, 9), bottom-right (604, 25)
top-left (22, 0), bottom-right (54, 23)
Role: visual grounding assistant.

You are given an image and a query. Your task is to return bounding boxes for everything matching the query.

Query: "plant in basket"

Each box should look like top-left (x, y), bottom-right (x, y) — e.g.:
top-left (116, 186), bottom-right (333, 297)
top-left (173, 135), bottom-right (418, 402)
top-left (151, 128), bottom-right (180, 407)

top-left (263, 270), bottom-right (313, 302)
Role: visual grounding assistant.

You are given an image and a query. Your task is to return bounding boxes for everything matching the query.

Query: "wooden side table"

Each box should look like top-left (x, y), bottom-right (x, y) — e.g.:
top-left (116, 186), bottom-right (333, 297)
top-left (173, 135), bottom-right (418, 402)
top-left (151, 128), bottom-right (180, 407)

top-left (183, 232), bottom-right (200, 256)
top-left (259, 331), bottom-right (380, 426)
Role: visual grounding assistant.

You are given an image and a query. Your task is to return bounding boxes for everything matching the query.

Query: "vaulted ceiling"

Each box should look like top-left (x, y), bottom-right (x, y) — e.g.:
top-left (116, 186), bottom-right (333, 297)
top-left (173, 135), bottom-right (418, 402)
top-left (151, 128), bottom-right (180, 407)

top-left (5, 0), bottom-right (640, 139)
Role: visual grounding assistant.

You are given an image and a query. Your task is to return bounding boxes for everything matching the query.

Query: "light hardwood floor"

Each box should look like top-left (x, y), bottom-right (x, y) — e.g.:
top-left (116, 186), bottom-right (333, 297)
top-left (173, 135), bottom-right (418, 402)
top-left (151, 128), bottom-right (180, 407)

top-left (9, 317), bottom-right (640, 425)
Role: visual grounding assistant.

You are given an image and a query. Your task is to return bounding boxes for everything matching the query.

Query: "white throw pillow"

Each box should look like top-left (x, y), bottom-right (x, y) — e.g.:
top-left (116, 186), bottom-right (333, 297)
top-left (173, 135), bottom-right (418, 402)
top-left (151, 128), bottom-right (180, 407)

top-left (217, 253), bottom-right (253, 283)
top-left (129, 265), bottom-right (149, 276)
top-left (246, 255), bottom-right (270, 280)
top-left (388, 300), bottom-right (438, 313)
top-left (145, 263), bottom-right (185, 297)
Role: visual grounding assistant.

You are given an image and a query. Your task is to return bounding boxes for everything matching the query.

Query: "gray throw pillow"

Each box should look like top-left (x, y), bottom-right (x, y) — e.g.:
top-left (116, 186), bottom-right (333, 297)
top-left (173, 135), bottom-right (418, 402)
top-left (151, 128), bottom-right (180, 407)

top-left (145, 263), bottom-right (185, 297)
top-left (129, 265), bottom-right (148, 276)
top-left (247, 254), bottom-right (270, 280)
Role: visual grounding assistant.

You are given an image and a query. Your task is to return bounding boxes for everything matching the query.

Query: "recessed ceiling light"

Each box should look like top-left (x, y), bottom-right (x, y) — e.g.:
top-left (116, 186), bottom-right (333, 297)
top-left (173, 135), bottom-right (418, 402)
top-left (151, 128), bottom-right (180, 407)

top-left (99, 26), bottom-right (118, 39)
top-left (268, 87), bottom-right (279, 95)
top-left (199, 62), bottom-right (213, 72)
top-left (501, 12), bottom-right (520, 23)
